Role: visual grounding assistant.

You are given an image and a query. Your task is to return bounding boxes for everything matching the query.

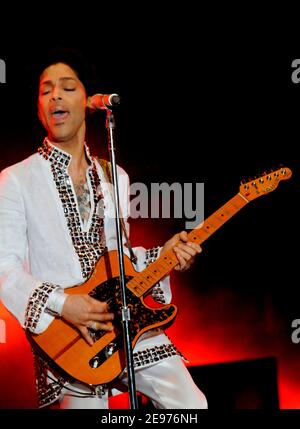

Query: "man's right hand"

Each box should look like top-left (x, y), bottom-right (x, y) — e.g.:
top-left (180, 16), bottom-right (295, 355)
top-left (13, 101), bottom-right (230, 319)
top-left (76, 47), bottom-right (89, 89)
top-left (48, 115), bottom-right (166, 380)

top-left (61, 294), bottom-right (114, 346)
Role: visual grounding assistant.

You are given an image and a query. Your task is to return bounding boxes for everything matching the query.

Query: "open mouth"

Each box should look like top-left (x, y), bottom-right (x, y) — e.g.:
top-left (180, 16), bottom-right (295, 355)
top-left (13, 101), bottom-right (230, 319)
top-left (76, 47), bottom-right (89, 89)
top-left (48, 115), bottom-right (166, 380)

top-left (51, 109), bottom-right (69, 123)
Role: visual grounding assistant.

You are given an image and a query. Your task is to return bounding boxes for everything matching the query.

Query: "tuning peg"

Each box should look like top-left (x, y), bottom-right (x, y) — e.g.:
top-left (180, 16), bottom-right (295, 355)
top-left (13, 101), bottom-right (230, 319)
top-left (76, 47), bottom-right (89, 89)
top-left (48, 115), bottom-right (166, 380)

top-left (280, 168), bottom-right (287, 175)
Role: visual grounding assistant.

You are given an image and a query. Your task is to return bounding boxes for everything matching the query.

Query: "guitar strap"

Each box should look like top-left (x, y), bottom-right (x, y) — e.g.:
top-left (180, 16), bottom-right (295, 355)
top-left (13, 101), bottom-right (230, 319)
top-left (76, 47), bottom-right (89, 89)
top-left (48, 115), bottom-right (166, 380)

top-left (96, 157), bottom-right (137, 265)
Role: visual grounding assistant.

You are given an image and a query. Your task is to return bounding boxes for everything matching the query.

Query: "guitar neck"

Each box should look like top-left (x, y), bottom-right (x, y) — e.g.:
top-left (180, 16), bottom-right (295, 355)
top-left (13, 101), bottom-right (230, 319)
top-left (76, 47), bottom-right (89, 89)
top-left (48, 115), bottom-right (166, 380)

top-left (127, 193), bottom-right (249, 297)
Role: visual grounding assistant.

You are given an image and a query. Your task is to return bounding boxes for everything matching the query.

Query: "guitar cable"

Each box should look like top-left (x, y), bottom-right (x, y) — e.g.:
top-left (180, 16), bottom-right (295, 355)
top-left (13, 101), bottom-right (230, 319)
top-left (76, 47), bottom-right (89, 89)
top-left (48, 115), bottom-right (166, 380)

top-left (46, 373), bottom-right (106, 398)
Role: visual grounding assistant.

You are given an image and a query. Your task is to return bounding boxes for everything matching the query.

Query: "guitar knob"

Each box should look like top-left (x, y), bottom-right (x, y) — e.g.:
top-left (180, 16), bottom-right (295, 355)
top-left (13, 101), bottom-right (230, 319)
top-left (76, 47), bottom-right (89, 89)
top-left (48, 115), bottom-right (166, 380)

top-left (105, 342), bottom-right (117, 357)
top-left (90, 356), bottom-right (101, 368)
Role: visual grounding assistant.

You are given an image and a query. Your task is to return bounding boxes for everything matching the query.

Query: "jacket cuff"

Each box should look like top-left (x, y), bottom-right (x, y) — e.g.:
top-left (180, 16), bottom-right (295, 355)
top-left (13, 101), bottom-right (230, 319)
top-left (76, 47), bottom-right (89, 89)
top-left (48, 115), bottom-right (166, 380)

top-left (45, 288), bottom-right (67, 317)
top-left (24, 282), bottom-right (60, 333)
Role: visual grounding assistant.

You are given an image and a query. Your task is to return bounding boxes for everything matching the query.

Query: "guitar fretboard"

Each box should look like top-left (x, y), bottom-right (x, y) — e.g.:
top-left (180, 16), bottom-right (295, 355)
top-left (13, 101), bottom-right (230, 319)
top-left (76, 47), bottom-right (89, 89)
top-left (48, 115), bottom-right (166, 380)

top-left (127, 193), bottom-right (249, 297)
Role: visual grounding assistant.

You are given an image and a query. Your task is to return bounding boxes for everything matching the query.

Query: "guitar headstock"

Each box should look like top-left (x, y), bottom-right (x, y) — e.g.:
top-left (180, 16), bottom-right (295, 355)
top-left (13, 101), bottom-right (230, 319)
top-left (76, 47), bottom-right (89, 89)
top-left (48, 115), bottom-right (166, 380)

top-left (239, 167), bottom-right (292, 201)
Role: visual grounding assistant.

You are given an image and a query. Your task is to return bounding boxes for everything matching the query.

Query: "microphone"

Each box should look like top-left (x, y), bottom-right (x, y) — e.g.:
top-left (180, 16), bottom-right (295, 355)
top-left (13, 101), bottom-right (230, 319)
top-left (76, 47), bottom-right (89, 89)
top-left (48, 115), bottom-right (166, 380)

top-left (87, 93), bottom-right (121, 110)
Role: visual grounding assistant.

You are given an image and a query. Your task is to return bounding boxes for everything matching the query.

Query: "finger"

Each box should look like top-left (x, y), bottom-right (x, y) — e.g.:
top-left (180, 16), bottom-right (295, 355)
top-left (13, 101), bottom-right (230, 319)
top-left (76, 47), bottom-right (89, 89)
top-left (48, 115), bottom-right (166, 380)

top-left (173, 248), bottom-right (188, 270)
top-left (176, 243), bottom-right (198, 257)
top-left (174, 245), bottom-right (194, 261)
top-left (174, 258), bottom-right (189, 271)
top-left (80, 326), bottom-right (95, 346)
top-left (87, 320), bottom-right (114, 331)
top-left (179, 230), bottom-right (188, 242)
top-left (89, 312), bottom-right (115, 322)
top-left (89, 299), bottom-right (109, 313)
top-left (186, 242), bottom-right (202, 253)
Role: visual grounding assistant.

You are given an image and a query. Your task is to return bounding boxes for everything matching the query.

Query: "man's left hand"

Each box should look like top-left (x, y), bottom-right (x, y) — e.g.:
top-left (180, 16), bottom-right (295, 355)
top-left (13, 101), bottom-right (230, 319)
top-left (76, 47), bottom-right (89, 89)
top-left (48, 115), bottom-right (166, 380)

top-left (161, 230), bottom-right (202, 272)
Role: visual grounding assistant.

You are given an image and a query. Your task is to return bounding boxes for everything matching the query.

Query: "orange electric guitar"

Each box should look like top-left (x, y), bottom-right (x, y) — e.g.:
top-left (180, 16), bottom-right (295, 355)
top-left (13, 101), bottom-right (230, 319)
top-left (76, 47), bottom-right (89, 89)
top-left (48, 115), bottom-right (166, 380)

top-left (27, 167), bottom-right (292, 386)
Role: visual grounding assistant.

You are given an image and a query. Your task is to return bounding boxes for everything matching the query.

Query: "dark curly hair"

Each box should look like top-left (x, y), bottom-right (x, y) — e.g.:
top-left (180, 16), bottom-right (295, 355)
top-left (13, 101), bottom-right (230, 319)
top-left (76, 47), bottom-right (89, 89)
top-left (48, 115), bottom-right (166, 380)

top-left (27, 46), bottom-right (98, 98)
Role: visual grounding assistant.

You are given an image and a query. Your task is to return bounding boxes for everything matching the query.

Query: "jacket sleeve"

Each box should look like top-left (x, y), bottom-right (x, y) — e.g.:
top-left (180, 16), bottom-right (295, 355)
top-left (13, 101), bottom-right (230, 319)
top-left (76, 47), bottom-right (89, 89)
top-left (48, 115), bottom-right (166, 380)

top-left (0, 168), bottom-right (65, 334)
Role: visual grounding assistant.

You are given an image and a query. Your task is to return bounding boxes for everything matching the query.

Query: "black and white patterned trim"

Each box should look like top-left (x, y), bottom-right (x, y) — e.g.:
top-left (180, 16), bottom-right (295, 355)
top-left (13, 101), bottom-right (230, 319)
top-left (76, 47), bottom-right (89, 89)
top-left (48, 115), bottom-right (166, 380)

top-left (32, 350), bottom-right (65, 408)
top-left (144, 246), bottom-right (166, 304)
top-left (144, 246), bottom-right (160, 265)
top-left (38, 139), bottom-right (106, 279)
top-left (24, 282), bottom-right (58, 333)
top-left (133, 343), bottom-right (182, 368)
top-left (33, 350), bottom-right (107, 408)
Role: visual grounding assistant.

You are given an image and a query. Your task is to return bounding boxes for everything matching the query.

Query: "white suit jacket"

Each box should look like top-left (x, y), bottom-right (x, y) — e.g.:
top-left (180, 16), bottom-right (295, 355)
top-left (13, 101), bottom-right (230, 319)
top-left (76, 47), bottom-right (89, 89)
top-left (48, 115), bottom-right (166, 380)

top-left (0, 140), bottom-right (172, 351)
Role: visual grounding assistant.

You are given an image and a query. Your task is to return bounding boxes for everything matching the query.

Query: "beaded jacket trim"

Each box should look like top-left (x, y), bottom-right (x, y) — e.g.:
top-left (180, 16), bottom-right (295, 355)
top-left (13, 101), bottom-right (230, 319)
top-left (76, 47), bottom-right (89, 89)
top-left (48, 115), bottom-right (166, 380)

top-left (38, 139), bottom-right (106, 279)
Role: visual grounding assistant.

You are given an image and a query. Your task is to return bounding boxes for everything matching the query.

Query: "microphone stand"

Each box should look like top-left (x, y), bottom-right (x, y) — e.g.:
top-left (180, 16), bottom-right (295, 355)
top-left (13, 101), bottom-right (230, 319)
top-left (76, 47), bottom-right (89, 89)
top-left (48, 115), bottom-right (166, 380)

top-left (105, 108), bottom-right (138, 409)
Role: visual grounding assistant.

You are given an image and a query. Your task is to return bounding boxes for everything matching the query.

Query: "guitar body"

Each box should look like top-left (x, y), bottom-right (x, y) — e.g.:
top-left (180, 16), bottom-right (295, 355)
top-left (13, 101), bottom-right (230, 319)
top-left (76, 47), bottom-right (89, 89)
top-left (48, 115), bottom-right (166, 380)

top-left (28, 250), bottom-right (177, 385)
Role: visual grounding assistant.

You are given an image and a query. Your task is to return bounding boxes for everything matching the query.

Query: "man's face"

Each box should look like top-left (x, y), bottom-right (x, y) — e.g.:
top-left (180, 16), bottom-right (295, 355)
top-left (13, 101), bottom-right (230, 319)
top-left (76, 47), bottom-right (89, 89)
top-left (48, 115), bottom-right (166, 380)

top-left (38, 62), bottom-right (87, 142)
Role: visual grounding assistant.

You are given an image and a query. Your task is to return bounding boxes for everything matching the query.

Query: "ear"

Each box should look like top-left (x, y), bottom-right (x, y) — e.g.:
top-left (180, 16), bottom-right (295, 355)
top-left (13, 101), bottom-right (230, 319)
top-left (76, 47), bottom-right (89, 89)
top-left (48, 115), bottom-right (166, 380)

top-left (86, 95), bottom-right (92, 109)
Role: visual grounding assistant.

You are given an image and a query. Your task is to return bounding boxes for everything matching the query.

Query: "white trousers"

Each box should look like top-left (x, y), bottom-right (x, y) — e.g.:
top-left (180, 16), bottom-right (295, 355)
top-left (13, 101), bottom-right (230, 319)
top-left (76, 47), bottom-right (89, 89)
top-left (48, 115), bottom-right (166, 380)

top-left (59, 356), bottom-right (208, 409)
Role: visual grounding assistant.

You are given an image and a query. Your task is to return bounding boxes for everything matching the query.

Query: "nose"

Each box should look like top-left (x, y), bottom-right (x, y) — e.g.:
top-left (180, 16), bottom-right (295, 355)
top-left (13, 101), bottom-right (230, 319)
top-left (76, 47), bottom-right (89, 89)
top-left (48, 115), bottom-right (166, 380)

top-left (51, 84), bottom-right (62, 100)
